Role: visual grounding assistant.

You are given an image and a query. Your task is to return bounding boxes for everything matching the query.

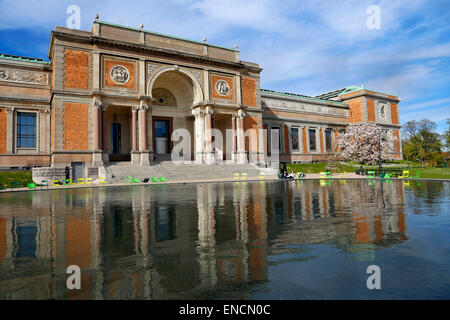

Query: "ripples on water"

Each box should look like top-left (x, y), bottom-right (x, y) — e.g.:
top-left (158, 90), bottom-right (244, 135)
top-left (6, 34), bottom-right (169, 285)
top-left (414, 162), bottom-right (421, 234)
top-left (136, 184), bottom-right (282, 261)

top-left (0, 180), bottom-right (449, 299)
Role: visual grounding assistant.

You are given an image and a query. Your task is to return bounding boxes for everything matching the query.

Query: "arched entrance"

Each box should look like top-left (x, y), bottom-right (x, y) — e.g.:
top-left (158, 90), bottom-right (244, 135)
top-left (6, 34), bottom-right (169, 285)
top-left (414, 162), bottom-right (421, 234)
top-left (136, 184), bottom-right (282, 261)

top-left (148, 67), bottom-right (203, 161)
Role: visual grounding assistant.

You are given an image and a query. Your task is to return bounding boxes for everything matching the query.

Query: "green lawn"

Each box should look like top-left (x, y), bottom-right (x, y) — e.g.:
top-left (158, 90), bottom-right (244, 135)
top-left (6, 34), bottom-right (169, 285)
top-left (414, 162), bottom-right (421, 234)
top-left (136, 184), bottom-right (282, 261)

top-left (0, 171), bottom-right (33, 188)
top-left (286, 163), bottom-right (450, 179)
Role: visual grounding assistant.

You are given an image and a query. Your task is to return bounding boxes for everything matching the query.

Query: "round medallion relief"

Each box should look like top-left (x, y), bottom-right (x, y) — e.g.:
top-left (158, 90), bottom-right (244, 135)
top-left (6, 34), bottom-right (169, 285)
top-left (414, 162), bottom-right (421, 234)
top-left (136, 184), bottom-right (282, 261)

top-left (110, 65), bottom-right (130, 84)
top-left (215, 79), bottom-right (230, 96)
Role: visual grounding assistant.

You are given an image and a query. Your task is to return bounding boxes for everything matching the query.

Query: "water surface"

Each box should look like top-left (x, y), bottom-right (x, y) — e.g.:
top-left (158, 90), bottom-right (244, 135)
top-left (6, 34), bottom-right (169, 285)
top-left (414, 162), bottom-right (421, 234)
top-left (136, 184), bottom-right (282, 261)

top-left (0, 180), bottom-right (449, 299)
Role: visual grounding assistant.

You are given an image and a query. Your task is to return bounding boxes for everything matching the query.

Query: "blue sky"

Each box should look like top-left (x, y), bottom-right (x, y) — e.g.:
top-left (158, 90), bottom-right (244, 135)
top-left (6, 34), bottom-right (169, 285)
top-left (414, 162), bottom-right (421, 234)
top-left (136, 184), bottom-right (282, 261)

top-left (1, 0), bottom-right (449, 133)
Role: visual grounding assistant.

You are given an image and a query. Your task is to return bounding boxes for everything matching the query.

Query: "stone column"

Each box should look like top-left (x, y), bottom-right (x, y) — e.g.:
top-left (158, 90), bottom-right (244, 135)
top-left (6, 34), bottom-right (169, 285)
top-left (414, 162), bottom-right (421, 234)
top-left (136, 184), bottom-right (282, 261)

top-left (6, 107), bottom-right (14, 153)
top-left (231, 115), bottom-right (237, 162)
top-left (131, 106), bottom-right (139, 164)
top-left (92, 99), bottom-right (103, 166)
top-left (193, 108), bottom-right (205, 164)
top-left (101, 105), bottom-right (109, 162)
top-left (138, 101), bottom-right (150, 166)
top-left (236, 109), bottom-right (247, 164)
top-left (205, 106), bottom-right (215, 164)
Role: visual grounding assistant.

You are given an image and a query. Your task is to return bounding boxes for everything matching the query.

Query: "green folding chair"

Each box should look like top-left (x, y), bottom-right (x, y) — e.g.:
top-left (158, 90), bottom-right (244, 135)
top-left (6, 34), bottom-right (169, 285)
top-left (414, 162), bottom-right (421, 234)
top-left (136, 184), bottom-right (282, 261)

top-left (151, 177), bottom-right (158, 183)
top-left (27, 183), bottom-right (36, 189)
top-left (367, 171), bottom-right (375, 178)
top-left (159, 177), bottom-right (167, 182)
top-left (133, 178), bottom-right (140, 183)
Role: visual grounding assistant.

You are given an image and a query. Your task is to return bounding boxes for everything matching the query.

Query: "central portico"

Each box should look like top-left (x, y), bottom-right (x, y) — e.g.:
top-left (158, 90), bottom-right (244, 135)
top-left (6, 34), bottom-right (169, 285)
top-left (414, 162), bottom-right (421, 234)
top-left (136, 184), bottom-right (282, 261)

top-left (49, 17), bottom-right (264, 169)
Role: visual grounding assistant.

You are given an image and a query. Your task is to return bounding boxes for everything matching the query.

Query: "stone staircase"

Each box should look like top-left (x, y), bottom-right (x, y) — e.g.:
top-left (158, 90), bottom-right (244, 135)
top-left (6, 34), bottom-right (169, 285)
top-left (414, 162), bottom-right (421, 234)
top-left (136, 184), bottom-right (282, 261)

top-left (104, 161), bottom-right (277, 183)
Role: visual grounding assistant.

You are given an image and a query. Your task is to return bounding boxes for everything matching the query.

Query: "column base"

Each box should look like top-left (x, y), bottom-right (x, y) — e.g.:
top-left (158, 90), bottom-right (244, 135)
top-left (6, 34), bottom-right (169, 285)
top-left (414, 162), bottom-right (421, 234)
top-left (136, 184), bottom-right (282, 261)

top-left (236, 151), bottom-right (248, 164)
top-left (131, 151), bottom-right (140, 164)
top-left (194, 152), bottom-right (205, 164)
top-left (205, 152), bottom-right (216, 164)
top-left (92, 151), bottom-right (104, 167)
top-left (140, 150), bottom-right (152, 166)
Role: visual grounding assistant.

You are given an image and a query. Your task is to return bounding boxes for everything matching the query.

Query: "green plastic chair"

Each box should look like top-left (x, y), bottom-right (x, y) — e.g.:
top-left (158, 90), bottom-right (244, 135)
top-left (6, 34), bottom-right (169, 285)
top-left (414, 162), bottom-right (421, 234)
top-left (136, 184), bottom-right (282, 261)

top-left (63, 179), bottom-right (70, 185)
top-left (27, 183), bottom-right (36, 189)
top-left (413, 170), bottom-right (420, 179)
top-left (151, 177), bottom-right (158, 183)
top-left (326, 171), bottom-right (332, 178)
top-left (159, 177), bottom-right (167, 182)
top-left (133, 178), bottom-right (140, 183)
top-left (367, 171), bottom-right (375, 178)
top-left (384, 172), bottom-right (392, 179)
top-left (125, 176), bottom-right (132, 183)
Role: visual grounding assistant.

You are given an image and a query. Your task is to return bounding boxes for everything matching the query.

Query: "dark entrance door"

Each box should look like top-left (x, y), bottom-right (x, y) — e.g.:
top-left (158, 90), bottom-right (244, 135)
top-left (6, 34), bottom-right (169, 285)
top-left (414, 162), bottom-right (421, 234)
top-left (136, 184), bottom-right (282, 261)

top-left (110, 123), bottom-right (130, 162)
top-left (111, 123), bottom-right (121, 155)
top-left (154, 120), bottom-right (170, 154)
top-left (71, 162), bottom-right (83, 181)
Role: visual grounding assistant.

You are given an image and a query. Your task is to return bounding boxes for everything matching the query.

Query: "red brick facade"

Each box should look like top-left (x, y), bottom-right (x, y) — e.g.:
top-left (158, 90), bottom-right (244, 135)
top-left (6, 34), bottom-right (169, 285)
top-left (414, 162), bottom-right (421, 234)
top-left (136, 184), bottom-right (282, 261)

top-left (64, 102), bottom-right (89, 151)
top-left (242, 77), bottom-right (256, 107)
top-left (65, 49), bottom-right (89, 90)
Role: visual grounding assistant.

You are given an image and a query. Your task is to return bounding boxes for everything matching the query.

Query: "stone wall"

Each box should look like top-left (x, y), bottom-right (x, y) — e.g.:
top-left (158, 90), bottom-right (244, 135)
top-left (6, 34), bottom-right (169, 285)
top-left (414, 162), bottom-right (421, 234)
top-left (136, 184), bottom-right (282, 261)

top-left (32, 167), bottom-right (68, 184)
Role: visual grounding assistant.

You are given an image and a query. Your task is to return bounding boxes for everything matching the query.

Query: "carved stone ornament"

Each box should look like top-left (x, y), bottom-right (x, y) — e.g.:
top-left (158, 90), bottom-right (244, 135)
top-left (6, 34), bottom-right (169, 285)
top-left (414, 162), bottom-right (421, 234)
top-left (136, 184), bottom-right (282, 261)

top-left (0, 68), bottom-right (48, 85)
top-left (148, 64), bottom-right (160, 76)
top-left (192, 70), bottom-right (202, 82)
top-left (110, 65), bottom-right (130, 84)
top-left (215, 79), bottom-right (230, 96)
top-left (262, 98), bottom-right (348, 117)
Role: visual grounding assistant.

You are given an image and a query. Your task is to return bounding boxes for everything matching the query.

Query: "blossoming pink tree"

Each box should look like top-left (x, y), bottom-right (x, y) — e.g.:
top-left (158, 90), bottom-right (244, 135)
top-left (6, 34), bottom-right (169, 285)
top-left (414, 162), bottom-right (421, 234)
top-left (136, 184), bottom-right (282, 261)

top-left (337, 122), bottom-right (395, 165)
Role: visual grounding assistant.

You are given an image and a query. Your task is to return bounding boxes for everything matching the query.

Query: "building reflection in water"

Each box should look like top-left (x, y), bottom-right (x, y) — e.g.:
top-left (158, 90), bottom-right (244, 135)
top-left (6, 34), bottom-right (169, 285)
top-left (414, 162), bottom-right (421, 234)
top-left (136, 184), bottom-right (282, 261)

top-left (0, 180), bottom-right (419, 299)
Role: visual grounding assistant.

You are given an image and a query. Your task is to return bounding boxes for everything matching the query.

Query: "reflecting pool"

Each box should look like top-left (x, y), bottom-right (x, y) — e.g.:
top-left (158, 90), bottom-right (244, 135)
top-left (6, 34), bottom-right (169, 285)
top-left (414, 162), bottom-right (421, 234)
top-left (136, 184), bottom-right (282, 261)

top-left (0, 180), bottom-right (449, 299)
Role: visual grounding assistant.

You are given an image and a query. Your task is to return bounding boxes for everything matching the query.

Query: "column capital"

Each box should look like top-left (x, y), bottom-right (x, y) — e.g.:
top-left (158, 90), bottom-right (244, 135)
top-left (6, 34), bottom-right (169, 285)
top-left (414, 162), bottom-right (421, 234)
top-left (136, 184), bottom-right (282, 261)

top-left (237, 109), bottom-right (245, 119)
top-left (192, 108), bottom-right (205, 117)
top-left (132, 105), bottom-right (139, 112)
top-left (139, 100), bottom-right (149, 111)
top-left (5, 107), bottom-right (14, 114)
top-left (205, 106), bottom-right (214, 116)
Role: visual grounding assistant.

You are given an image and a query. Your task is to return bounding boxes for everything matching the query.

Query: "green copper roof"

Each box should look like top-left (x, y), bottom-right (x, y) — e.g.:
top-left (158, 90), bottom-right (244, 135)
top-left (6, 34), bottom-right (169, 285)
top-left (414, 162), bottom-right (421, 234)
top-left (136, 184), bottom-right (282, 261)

top-left (261, 88), bottom-right (347, 105)
top-left (316, 85), bottom-right (398, 100)
top-left (98, 21), bottom-right (237, 52)
top-left (0, 53), bottom-right (50, 64)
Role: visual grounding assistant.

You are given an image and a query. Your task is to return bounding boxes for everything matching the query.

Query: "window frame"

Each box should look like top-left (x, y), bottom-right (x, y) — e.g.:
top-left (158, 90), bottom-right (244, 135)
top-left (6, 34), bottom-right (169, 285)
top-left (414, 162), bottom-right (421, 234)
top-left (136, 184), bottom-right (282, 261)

top-left (308, 128), bottom-right (317, 152)
top-left (325, 128), bottom-right (332, 153)
top-left (291, 127), bottom-right (299, 152)
top-left (16, 111), bottom-right (37, 149)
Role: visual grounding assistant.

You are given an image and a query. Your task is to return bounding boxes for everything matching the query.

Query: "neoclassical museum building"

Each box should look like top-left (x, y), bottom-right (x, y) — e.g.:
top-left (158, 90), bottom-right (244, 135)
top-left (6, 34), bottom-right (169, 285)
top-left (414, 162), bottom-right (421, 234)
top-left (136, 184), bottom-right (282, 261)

top-left (0, 17), bottom-right (402, 171)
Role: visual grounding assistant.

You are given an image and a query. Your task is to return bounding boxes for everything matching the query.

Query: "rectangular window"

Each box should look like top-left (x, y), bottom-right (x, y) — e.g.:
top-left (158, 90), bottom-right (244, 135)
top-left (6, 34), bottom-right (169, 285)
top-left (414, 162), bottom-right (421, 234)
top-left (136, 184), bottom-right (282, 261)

top-left (291, 127), bottom-right (299, 151)
top-left (309, 129), bottom-right (316, 151)
top-left (17, 112), bottom-right (36, 148)
top-left (325, 129), bottom-right (332, 152)
top-left (270, 127), bottom-right (281, 154)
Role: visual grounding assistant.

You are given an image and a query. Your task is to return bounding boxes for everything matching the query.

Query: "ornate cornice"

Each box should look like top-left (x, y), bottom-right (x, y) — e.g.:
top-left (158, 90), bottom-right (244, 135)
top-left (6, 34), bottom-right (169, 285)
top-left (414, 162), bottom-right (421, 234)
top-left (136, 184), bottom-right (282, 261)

top-left (262, 97), bottom-right (349, 117)
top-left (0, 67), bottom-right (49, 85)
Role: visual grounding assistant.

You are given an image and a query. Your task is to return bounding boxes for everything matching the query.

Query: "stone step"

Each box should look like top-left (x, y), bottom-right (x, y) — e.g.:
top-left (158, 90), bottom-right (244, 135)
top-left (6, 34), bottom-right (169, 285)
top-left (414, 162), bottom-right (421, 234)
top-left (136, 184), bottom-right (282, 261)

top-left (104, 162), bottom-right (274, 182)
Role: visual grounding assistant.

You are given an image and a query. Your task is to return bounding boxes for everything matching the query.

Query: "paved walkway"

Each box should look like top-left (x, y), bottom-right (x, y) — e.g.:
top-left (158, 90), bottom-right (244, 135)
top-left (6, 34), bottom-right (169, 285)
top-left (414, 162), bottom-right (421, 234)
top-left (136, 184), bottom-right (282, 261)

top-left (2, 172), bottom-right (447, 194)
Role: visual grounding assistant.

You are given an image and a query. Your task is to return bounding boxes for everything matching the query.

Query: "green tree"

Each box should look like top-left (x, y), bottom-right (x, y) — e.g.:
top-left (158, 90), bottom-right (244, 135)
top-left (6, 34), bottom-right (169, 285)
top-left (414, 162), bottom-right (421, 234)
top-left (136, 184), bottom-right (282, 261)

top-left (402, 118), bottom-right (442, 163)
top-left (444, 119), bottom-right (450, 151)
